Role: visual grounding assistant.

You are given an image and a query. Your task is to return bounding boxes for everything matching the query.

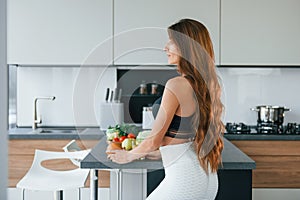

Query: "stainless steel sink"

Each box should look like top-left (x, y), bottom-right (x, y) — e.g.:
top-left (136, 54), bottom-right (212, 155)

top-left (31, 127), bottom-right (86, 134)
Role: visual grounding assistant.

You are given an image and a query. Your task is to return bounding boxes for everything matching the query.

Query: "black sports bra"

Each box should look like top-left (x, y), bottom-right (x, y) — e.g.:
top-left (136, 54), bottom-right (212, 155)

top-left (165, 114), bottom-right (195, 139)
top-left (152, 97), bottom-right (196, 139)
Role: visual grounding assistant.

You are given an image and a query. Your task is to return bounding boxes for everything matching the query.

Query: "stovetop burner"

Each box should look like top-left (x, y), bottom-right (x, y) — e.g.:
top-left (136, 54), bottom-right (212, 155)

top-left (285, 123), bottom-right (300, 134)
top-left (225, 122), bottom-right (300, 135)
top-left (225, 123), bottom-right (251, 134)
top-left (256, 122), bottom-right (284, 134)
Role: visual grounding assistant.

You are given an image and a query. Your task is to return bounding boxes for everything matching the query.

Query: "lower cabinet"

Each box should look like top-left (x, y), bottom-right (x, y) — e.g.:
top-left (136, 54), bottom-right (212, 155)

top-left (8, 139), bottom-right (110, 188)
top-left (231, 140), bottom-right (300, 188)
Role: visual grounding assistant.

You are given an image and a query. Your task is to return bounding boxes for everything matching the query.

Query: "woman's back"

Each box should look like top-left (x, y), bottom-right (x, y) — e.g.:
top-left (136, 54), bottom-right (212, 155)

top-left (160, 76), bottom-right (197, 146)
top-left (167, 76), bottom-right (196, 117)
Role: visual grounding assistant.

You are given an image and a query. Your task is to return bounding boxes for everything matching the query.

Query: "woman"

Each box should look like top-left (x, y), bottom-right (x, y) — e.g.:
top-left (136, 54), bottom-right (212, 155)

top-left (107, 18), bottom-right (224, 200)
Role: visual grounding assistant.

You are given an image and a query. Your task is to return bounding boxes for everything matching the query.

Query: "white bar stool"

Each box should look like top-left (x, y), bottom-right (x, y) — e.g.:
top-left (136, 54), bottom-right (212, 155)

top-left (16, 149), bottom-right (90, 200)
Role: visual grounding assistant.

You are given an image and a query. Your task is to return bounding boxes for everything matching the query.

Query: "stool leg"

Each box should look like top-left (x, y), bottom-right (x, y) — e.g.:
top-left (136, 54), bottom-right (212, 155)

top-left (21, 189), bottom-right (25, 200)
top-left (79, 188), bottom-right (81, 200)
top-left (116, 169), bottom-right (119, 200)
top-left (90, 169), bottom-right (98, 200)
top-left (118, 170), bottom-right (123, 200)
top-left (54, 191), bottom-right (63, 200)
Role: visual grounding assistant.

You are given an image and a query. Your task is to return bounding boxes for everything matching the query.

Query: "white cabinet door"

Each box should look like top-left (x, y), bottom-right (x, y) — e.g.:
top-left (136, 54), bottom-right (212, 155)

top-left (221, 0), bottom-right (300, 65)
top-left (7, 0), bottom-right (112, 65)
top-left (114, 0), bottom-right (220, 65)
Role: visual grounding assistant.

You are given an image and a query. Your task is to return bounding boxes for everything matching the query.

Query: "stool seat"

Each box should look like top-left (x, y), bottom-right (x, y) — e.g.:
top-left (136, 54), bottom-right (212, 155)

top-left (17, 149), bottom-right (90, 199)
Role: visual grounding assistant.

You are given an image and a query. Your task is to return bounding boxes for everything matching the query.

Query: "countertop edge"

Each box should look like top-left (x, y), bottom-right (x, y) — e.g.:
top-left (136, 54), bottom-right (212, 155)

top-left (8, 128), bottom-right (104, 140)
top-left (81, 137), bottom-right (256, 170)
top-left (225, 134), bottom-right (300, 141)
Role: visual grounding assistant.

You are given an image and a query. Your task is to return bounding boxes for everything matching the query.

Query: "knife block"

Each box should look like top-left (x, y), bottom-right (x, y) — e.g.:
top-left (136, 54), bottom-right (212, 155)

top-left (99, 102), bottom-right (124, 130)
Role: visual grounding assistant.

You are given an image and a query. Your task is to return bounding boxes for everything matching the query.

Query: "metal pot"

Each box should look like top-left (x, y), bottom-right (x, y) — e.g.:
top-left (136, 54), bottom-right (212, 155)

top-left (251, 105), bottom-right (291, 125)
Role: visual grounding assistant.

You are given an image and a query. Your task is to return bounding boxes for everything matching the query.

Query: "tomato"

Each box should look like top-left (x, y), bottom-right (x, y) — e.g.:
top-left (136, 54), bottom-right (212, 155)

top-left (127, 133), bottom-right (136, 139)
top-left (113, 137), bottom-right (120, 142)
top-left (119, 136), bottom-right (127, 142)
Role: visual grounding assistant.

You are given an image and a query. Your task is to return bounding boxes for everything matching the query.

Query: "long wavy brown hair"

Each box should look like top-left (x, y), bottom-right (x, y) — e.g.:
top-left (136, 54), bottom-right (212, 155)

top-left (168, 19), bottom-right (225, 173)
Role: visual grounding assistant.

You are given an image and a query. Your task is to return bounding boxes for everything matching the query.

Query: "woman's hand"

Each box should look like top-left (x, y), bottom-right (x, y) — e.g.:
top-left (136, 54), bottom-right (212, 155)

top-left (146, 150), bottom-right (161, 160)
top-left (107, 150), bottom-right (135, 164)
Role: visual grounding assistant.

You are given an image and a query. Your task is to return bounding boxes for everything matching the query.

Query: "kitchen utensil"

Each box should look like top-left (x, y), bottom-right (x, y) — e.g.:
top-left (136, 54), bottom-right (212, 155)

top-left (117, 88), bottom-right (122, 103)
top-left (251, 105), bottom-right (291, 125)
top-left (113, 88), bottom-right (118, 102)
top-left (110, 91), bottom-right (113, 102)
top-left (105, 88), bottom-right (110, 102)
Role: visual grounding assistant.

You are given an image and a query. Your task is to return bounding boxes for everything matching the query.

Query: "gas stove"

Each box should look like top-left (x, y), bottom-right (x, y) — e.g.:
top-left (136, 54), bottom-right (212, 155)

top-left (225, 122), bottom-right (300, 135)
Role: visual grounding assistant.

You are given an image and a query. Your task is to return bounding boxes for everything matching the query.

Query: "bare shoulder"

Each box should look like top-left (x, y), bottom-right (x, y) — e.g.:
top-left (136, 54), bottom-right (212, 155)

top-left (166, 76), bottom-right (190, 90)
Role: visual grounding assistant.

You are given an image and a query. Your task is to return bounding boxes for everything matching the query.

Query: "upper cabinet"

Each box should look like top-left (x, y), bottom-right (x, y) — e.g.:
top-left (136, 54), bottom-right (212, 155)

top-left (114, 0), bottom-right (220, 65)
top-left (7, 0), bottom-right (113, 65)
top-left (11, 0), bottom-right (299, 66)
top-left (221, 0), bottom-right (300, 65)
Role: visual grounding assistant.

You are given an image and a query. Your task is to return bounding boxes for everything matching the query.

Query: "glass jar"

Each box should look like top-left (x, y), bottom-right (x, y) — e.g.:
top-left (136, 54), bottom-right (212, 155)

top-left (151, 83), bottom-right (158, 95)
top-left (139, 82), bottom-right (147, 95)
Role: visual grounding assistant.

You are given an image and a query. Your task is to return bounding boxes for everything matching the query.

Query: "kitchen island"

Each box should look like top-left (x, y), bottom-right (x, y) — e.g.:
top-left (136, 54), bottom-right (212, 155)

top-left (81, 137), bottom-right (255, 200)
top-left (8, 128), bottom-right (256, 199)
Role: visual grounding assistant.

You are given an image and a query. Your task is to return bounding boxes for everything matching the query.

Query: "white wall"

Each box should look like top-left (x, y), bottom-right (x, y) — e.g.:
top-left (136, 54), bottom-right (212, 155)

top-left (0, 0), bottom-right (8, 198)
top-left (219, 67), bottom-right (300, 124)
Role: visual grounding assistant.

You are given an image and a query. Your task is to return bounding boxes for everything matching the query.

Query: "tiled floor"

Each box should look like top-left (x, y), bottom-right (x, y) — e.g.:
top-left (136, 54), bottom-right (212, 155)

top-left (253, 189), bottom-right (300, 200)
top-left (8, 188), bottom-right (300, 200)
top-left (7, 188), bottom-right (110, 200)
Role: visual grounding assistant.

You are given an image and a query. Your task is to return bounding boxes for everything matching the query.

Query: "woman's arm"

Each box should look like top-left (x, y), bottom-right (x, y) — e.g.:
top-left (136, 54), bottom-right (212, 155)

top-left (107, 79), bottom-right (180, 164)
top-left (146, 150), bottom-right (161, 160)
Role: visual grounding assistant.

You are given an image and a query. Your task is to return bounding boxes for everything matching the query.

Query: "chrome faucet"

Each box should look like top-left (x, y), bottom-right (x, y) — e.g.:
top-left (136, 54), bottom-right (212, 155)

top-left (32, 96), bottom-right (56, 130)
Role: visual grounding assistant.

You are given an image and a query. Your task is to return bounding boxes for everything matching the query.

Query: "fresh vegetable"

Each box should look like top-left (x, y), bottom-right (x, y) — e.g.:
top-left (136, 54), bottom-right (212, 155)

top-left (119, 135), bottom-right (127, 143)
top-left (121, 138), bottom-right (136, 151)
top-left (105, 122), bottom-right (141, 151)
top-left (114, 124), bottom-right (127, 137)
top-left (119, 123), bottom-right (140, 135)
top-left (127, 133), bottom-right (136, 139)
top-left (106, 123), bottom-right (141, 141)
top-left (106, 131), bottom-right (117, 141)
top-left (106, 126), bottom-right (119, 141)
top-left (136, 130), bottom-right (152, 145)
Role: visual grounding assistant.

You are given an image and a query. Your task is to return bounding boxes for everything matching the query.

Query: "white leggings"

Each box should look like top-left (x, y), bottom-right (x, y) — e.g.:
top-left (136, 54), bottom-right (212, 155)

top-left (146, 142), bottom-right (218, 200)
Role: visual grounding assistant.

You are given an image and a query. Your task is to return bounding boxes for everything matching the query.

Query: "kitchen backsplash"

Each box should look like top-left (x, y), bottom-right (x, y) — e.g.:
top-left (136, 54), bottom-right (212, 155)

top-left (16, 66), bottom-right (116, 127)
top-left (16, 66), bottom-right (300, 127)
top-left (218, 67), bottom-right (300, 124)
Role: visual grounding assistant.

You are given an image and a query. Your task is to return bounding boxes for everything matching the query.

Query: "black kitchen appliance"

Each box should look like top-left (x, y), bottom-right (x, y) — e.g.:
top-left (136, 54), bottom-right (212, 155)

top-left (225, 122), bottom-right (300, 135)
top-left (225, 105), bottom-right (298, 135)
top-left (117, 69), bottom-right (178, 123)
